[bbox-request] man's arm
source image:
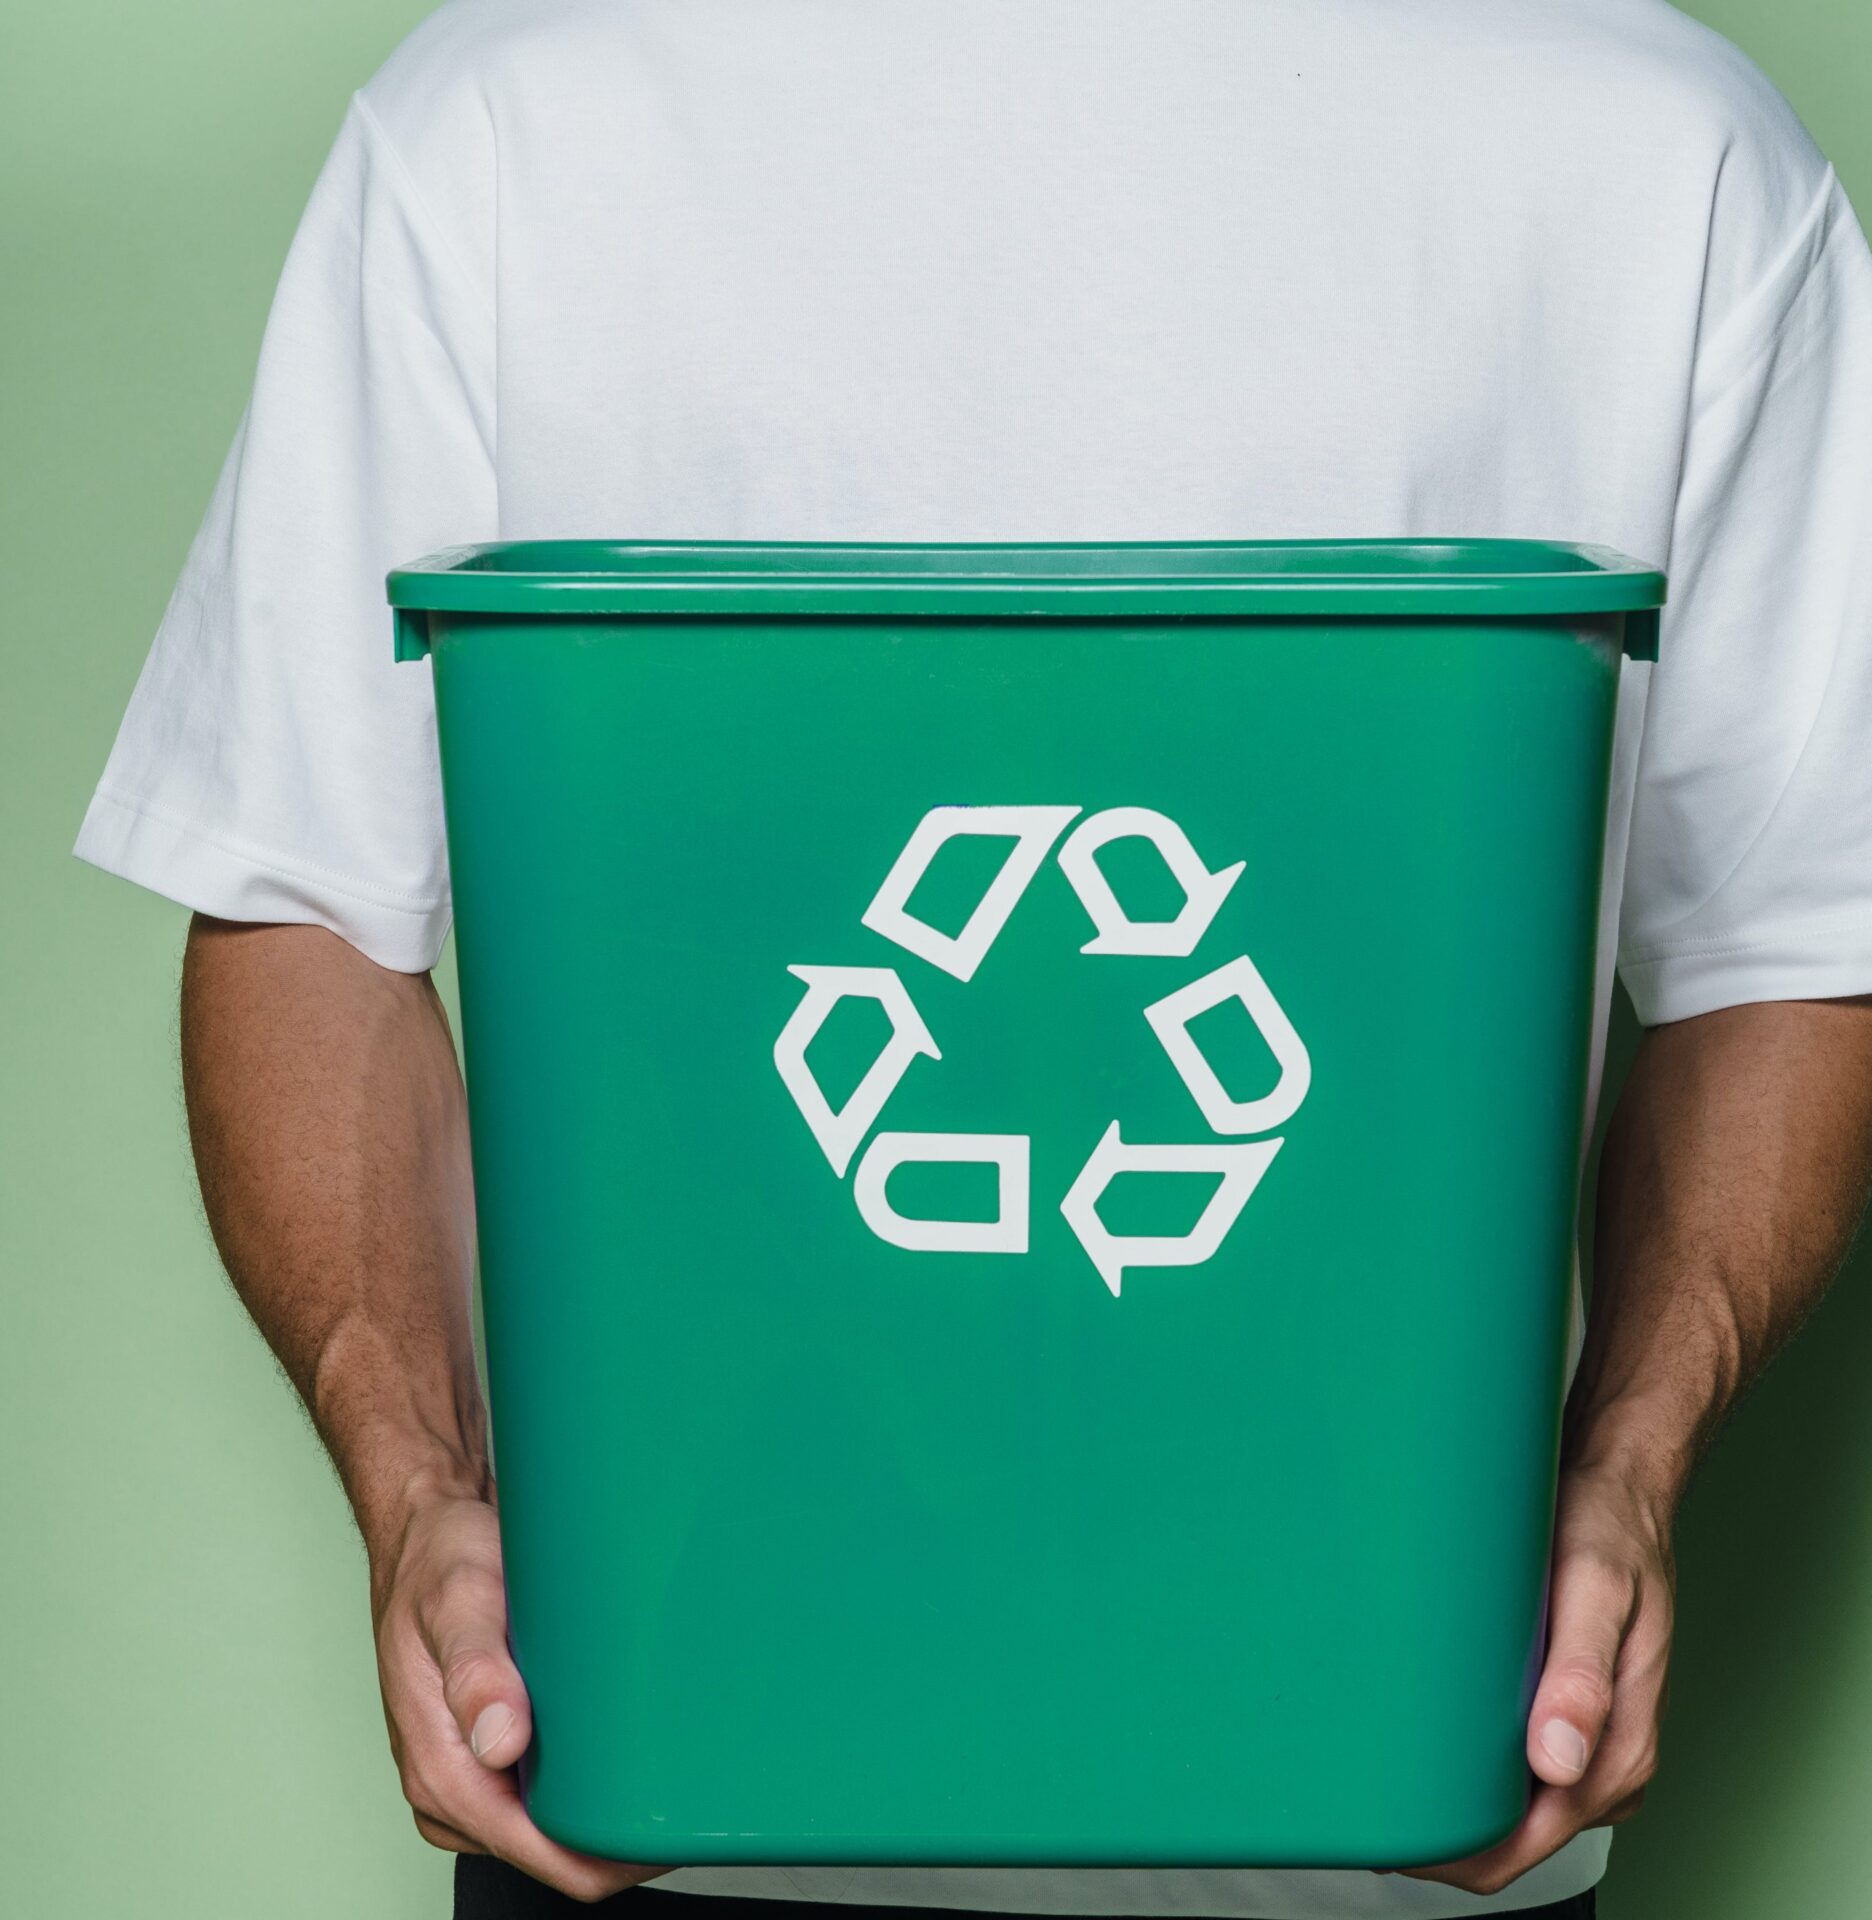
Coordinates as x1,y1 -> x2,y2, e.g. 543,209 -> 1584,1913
1407,995 -> 1872,1895
180,914 -> 658,1902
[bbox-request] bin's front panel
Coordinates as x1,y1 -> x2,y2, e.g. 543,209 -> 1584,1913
431,613 -> 1620,1866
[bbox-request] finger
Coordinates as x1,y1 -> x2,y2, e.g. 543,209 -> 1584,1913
1398,1782 -> 1583,1896
1397,1650 -> 1663,1895
384,1618 -> 653,1901
417,1561 -> 535,1772
1399,1623 -> 1665,1898
394,1666 -> 652,1898
1400,1770 -> 1650,1895
436,1758 -> 657,1902
413,1811 -> 484,1854
1564,1587 -> 1668,1813
1528,1547 -> 1636,1786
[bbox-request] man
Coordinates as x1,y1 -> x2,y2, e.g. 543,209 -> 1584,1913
77,1 -> 1872,1916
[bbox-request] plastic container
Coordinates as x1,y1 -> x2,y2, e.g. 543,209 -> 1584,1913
387,538 -> 1665,1867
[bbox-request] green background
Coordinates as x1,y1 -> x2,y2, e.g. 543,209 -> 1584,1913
2,4 -> 1867,1914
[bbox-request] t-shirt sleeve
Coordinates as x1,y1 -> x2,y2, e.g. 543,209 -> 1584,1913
1618,164 -> 1872,1025
73,91 -> 495,972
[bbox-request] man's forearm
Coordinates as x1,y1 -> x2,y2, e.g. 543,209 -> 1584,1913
1567,996 -> 1872,1506
180,915 -> 488,1563
181,916 -> 652,1894
1405,993 -> 1872,1895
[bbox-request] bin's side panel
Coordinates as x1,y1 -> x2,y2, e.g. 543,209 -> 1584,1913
429,610 -> 1621,1866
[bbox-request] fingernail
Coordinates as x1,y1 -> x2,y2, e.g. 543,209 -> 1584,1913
470,1704 -> 515,1761
1538,1717 -> 1589,1775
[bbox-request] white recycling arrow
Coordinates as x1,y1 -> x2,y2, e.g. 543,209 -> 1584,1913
861,804 -> 1083,981
1143,953 -> 1311,1135
772,964 -> 939,1176
853,1131 -> 1031,1254
1059,1122 -> 1283,1297
1055,807 -> 1245,956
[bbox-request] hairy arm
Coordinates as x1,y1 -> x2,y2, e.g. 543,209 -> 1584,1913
1409,995 -> 1872,1894
181,915 -> 656,1901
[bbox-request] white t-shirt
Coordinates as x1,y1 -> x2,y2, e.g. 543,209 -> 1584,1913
77,2 -> 1872,1914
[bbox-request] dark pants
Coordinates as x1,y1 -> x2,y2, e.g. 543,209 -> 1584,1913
455,1867 -> 1596,1920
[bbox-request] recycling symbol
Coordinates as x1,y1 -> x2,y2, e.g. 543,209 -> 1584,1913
772,806 -> 1310,1296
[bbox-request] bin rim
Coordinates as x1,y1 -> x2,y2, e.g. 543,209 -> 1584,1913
387,537 -> 1666,621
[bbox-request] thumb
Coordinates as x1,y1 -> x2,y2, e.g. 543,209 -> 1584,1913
425,1571 -> 535,1772
1528,1546 -> 1635,1786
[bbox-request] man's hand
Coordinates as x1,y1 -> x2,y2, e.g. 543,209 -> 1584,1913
181,918 -> 666,1901
1397,996 -> 1872,1895
1399,1457 -> 1673,1894
370,1488 -> 664,1901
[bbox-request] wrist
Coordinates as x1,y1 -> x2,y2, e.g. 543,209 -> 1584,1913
1561,1392 -> 1700,1530
303,1314 -> 492,1563
1563,1289 -> 1742,1521
346,1422 -> 493,1569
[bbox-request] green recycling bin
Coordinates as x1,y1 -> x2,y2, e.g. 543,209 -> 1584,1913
387,538 -> 1664,1868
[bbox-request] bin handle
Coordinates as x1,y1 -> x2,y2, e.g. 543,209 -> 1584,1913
1623,608 -> 1660,663
393,609 -> 432,662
